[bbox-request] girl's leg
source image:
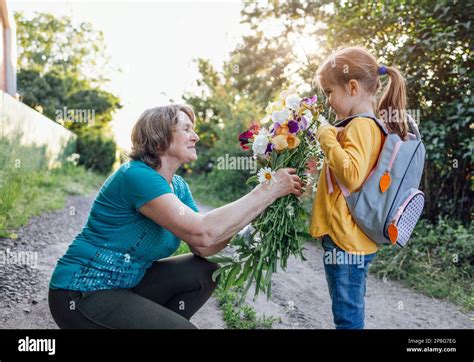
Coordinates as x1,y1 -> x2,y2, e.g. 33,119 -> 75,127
132,253 -> 220,320
48,288 -> 196,329
321,235 -> 375,329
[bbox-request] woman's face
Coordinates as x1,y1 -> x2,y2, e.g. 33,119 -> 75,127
166,111 -> 200,164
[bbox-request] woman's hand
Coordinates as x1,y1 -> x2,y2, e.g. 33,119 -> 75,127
267,168 -> 302,198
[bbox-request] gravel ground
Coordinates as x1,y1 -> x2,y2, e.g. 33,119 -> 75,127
0,194 -> 472,329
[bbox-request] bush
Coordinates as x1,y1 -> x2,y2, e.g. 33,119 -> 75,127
371,218 -> 473,310
76,131 -> 116,174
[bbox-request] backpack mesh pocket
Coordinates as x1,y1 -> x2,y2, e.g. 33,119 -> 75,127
386,189 -> 425,247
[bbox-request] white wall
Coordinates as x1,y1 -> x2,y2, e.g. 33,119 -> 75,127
0,90 -> 76,169
0,0 -> 17,96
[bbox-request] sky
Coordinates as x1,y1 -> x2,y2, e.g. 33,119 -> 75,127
9,0 -> 247,150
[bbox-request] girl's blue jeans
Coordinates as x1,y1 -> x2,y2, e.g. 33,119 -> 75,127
321,234 -> 376,329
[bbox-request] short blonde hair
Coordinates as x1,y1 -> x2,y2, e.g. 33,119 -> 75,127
128,104 -> 195,169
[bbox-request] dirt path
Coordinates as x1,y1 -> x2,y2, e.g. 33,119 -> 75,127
236,240 -> 473,329
0,195 -> 472,329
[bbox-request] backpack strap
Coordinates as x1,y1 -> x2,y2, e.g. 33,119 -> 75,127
326,164 -> 350,197
334,112 -> 388,135
407,114 -> 422,141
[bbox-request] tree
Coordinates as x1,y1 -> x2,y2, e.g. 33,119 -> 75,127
15,12 -> 111,84
15,12 -> 122,173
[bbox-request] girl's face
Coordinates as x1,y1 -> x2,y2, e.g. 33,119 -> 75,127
166,111 -> 200,164
322,83 -> 354,120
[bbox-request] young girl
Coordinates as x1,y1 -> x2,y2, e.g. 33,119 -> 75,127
310,46 -> 409,329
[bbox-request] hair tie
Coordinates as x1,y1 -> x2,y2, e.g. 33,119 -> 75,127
378,65 -> 388,76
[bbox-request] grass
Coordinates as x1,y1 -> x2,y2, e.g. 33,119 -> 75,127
214,284 -> 281,329
0,162 -> 105,238
370,218 -> 473,311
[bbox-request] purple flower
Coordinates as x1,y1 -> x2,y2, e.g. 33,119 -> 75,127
299,116 -> 309,130
302,95 -> 318,105
265,142 -> 274,154
271,122 -> 281,135
288,120 -> 299,134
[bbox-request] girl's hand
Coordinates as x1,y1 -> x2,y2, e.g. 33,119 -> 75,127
305,158 -> 318,175
268,168 -> 302,198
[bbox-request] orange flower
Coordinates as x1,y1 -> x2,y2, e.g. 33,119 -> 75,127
276,123 -> 289,136
272,135 -> 288,150
287,134 -> 301,149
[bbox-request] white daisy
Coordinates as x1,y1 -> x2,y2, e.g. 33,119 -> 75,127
257,167 -> 277,185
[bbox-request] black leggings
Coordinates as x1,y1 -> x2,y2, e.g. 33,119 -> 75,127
48,253 -> 219,329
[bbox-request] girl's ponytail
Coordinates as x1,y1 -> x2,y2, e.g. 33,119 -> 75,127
377,66 -> 409,140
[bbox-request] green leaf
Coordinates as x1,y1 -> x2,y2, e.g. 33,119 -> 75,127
238,269 -> 256,306
234,258 -> 253,287
211,267 -> 224,283
246,175 -> 258,185
297,231 -> 313,240
224,263 -> 241,291
208,255 -> 234,264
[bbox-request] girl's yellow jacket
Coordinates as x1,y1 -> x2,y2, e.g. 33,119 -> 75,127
310,117 -> 384,255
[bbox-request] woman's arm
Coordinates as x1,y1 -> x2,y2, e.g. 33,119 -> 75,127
189,237 -> 231,258
139,168 -> 301,249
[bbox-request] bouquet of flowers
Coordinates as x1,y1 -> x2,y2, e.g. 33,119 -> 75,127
211,89 -> 325,302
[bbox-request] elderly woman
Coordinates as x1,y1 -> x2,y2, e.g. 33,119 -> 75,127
48,104 -> 302,329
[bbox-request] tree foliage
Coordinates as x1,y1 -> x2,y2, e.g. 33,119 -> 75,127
188,0 -> 472,223
15,12 -> 122,173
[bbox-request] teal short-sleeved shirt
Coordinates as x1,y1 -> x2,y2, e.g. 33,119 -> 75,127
49,160 -> 199,291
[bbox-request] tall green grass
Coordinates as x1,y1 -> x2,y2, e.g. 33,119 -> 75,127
0,137 -> 105,238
